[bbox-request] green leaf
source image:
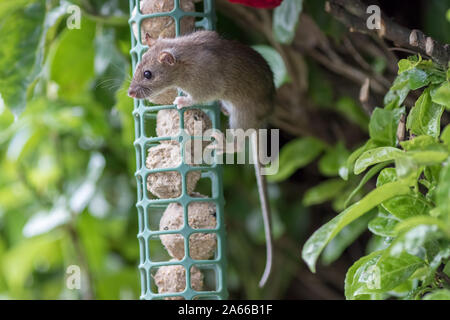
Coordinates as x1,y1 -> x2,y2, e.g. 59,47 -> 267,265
400,135 -> 436,151
267,137 -> 324,182
50,18 -> 96,100
340,139 -> 381,180
77,212 -> 108,273
423,289 -> 450,300
368,210 -> 400,237
441,125 -> 450,146
384,72 -> 410,107
377,168 -> 431,219
252,45 -> 289,88
393,144 -> 448,179
388,217 -> 448,269
322,212 -> 375,265
345,250 -> 424,299
303,179 -> 347,206
397,56 -> 421,74
407,68 -> 430,90
369,107 -> 405,146
382,194 -> 432,220
444,260 -> 450,277
392,144 -> 448,180
354,147 -> 403,174
406,89 -> 444,138
0,1 -> 46,115
302,180 -> 411,273
318,141 -> 350,176
344,162 -> 389,208
435,158 -> 450,221
377,168 -> 432,219
376,167 -> 398,186
404,148 -> 449,166
431,81 -> 450,109
273,0 -> 303,44
0,98 -> 14,129
397,58 -> 446,90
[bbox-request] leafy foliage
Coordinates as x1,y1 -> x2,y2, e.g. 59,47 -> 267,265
0,0 -> 139,299
301,56 -> 450,300
0,0 -> 448,301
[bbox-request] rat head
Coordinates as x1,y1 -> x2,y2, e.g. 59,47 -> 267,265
128,34 -> 180,99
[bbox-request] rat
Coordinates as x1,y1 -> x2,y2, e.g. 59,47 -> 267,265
128,30 -> 275,287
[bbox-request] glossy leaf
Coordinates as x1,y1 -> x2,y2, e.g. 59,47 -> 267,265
389,216 -> 448,259
318,142 -> 350,176
273,0 -> 303,44
400,135 -> 437,151
50,18 -> 96,100
406,89 -> 444,138
384,72 -> 410,107
0,1 -> 46,115
431,81 -> 450,109
354,147 -> 403,175
397,56 -> 421,74
441,125 -> 450,146
423,289 -> 450,300
303,179 -> 347,206
345,250 -> 424,299
302,180 -> 410,272
322,212 -> 375,265
339,140 -> 381,180
435,158 -> 450,221
253,45 -> 289,88
267,137 -> 324,182
369,107 -> 405,146
344,162 -> 389,208
377,168 -> 432,219
368,210 -> 400,237
383,195 -> 431,220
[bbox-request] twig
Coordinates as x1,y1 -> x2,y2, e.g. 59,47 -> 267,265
359,77 -> 372,115
326,0 -> 450,66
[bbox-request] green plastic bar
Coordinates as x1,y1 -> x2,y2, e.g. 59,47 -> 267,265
128,0 -> 228,300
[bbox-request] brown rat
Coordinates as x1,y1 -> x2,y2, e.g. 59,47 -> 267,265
128,30 -> 275,130
129,30 -> 275,287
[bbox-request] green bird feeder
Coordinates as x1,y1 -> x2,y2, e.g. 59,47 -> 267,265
128,0 -> 228,300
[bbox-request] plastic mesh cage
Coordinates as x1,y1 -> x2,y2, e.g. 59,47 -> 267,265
128,0 -> 228,300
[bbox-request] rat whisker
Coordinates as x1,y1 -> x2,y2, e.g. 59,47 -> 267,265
96,78 -> 128,92
106,61 -> 129,77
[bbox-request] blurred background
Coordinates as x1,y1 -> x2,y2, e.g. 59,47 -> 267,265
0,0 -> 448,299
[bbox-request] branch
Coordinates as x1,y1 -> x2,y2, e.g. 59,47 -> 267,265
326,0 -> 450,66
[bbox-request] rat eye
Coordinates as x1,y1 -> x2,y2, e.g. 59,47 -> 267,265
143,70 -> 152,79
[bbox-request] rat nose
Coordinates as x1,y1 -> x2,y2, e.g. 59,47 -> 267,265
128,88 -> 137,98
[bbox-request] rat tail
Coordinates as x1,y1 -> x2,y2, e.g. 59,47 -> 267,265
251,132 -> 273,288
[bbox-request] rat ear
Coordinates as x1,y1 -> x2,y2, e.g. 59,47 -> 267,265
158,51 -> 176,66
145,33 -> 156,47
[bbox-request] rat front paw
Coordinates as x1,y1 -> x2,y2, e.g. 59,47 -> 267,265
173,96 -> 193,109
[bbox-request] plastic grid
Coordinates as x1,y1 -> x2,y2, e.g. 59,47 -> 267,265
128,0 -> 228,300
